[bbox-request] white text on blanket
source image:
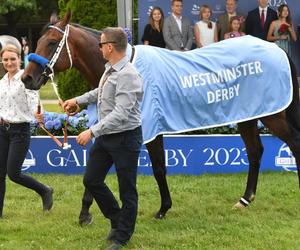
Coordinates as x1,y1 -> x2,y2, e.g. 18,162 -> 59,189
179,61 -> 263,104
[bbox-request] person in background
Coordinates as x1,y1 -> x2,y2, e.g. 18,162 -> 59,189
142,7 -> 166,48
21,36 -> 30,68
63,27 -> 143,250
245,0 -> 277,40
267,4 -> 297,56
163,0 -> 193,51
224,16 -> 245,39
0,44 -> 53,218
194,4 -> 218,48
217,0 -> 245,41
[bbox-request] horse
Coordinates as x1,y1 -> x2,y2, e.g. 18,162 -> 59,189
21,11 -> 300,223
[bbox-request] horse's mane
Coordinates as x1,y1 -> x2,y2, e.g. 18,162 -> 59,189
40,22 -> 101,39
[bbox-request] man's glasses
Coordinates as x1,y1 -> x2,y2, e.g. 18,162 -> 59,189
98,41 -> 117,48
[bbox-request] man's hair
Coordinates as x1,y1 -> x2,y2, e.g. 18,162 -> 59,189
226,0 -> 237,3
0,44 -> 20,57
102,27 -> 127,52
172,0 -> 183,5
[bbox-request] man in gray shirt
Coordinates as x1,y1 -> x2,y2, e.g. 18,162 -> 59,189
63,27 -> 143,250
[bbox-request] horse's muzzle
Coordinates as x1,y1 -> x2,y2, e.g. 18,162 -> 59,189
21,73 -> 48,90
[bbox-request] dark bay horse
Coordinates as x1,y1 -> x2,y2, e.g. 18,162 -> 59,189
22,11 -> 300,222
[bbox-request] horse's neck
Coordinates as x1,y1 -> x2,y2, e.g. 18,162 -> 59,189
71,29 -> 105,88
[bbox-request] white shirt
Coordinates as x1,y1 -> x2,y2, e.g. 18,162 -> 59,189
172,13 -> 182,33
259,7 -> 268,18
0,70 -> 39,123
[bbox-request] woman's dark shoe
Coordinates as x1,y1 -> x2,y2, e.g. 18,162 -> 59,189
41,186 -> 53,211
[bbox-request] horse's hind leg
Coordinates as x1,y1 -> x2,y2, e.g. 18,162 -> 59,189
261,113 -> 300,186
234,120 -> 263,208
79,188 -> 93,226
146,135 -> 172,219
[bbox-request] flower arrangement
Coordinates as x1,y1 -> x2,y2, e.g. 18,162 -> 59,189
278,23 -> 290,35
30,110 -> 89,136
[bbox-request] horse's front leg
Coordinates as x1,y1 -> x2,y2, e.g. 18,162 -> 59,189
146,135 -> 172,219
234,121 -> 263,208
78,188 -> 93,226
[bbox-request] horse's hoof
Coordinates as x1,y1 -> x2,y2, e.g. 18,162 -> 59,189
155,211 -> 166,219
79,212 -> 93,226
232,201 -> 247,210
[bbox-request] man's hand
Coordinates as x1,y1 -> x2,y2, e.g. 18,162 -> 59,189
76,129 -> 93,146
63,98 -> 78,113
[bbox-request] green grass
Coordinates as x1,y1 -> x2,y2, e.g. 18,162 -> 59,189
40,83 -> 58,100
1,172 -> 300,249
42,103 -> 63,113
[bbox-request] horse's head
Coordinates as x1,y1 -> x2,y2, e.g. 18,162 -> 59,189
22,10 -> 74,90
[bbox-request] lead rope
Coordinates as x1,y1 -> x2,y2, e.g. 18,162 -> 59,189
37,75 -> 79,150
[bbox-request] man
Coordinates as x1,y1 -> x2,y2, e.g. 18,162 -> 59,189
245,0 -> 277,40
163,0 -> 193,50
63,27 -> 143,250
217,0 -> 245,41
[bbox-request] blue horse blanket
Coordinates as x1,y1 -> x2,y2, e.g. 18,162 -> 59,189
131,35 -> 292,143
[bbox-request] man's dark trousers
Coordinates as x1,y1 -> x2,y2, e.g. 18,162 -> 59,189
83,126 -> 142,244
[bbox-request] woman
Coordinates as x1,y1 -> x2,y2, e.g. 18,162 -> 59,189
194,5 -> 218,48
21,36 -> 30,68
267,4 -> 297,56
224,16 -> 245,39
142,7 -> 166,48
0,44 -> 53,218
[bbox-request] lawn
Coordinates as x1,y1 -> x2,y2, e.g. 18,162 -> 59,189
1,172 -> 300,249
40,83 -> 58,100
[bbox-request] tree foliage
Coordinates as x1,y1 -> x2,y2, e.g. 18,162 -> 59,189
56,0 -> 118,100
0,0 -> 36,15
0,0 -> 58,36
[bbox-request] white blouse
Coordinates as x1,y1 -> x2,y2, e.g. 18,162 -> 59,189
0,70 -> 39,123
196,20 -> 216,47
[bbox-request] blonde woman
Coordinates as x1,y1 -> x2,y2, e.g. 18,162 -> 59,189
194,5 -> 218,48
0,44 -> 53,218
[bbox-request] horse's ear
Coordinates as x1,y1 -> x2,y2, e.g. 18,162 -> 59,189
61,9 -> 72,27
50,11 -> 58,24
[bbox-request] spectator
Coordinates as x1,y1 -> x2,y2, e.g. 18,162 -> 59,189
21,36 -> 30,68
163,0 -> 193,51
217,0 -> 245,41
194,4 -> 218,48
0,44 -> 53,218
224,16 -> 246,39
142,7 -> 165,48
267,4 -> 297,56
245,0 -> 277,40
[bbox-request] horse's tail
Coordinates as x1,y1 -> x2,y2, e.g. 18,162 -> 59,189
286,56 -> 300,133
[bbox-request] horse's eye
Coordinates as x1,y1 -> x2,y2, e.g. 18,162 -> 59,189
49,41 -> 58,46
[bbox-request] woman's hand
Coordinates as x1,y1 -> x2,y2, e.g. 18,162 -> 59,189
34,111 -> 44,123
